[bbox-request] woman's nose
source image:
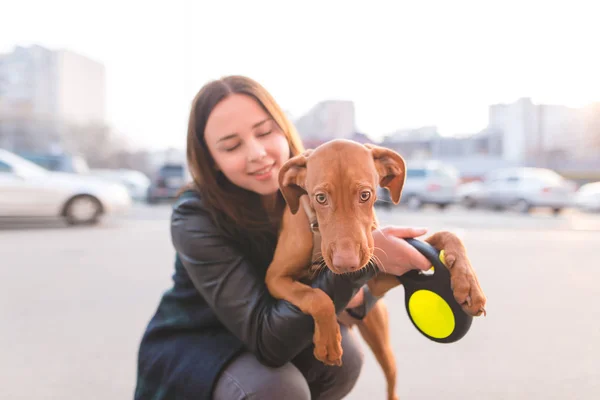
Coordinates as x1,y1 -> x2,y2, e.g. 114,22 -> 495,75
247,141 -> 267,162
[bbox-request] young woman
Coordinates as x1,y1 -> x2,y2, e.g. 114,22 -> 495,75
134,75 -> 431,400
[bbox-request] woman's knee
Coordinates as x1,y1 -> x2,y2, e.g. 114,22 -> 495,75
291,326 -> 365,400
213,352 -> 310,400
315,327 -> 365,399
335,328 -> 365,389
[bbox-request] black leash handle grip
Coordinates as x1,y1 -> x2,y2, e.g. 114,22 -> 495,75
397,238 -> 473,343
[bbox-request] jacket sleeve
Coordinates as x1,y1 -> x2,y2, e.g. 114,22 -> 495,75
170,193 -> 376,367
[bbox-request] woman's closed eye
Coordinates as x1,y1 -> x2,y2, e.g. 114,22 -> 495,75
224,134 -> 269,152
224,143 -> 241,152
216,135 -> 241,152
221,127 -> 274,152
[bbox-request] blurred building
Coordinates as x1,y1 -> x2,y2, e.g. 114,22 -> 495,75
377,99 -> 599,180
295,100 -> 356,142
578,102 -> 600,159
0,44 -> 106,153
291,96 -> 598,181
487,97 -> 599,165
379,126 -> 509,179
381,126 -> 502,159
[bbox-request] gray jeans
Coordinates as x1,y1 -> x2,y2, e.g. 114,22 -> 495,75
213,324 -> 364,400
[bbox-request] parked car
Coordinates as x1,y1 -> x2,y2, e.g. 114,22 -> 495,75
146,163 -> 191,204
573,181 -> 600,212
89,169 -> 151,202
0,149 -> 131,225
375,160 -> 460,210
457,167 -> 576,214
17,152 -> 90,174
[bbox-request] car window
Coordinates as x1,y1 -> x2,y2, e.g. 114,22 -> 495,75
486,169 -> 520,183
159,165 -> 184,177
22,155 -> 58,170
406,168 -> 427,179
0,151 -> 47,176
0,160 -> 13,173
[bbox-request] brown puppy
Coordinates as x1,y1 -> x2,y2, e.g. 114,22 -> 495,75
265,139 -> 486,400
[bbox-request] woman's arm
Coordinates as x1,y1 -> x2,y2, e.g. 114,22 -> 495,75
171,193 -> 375,367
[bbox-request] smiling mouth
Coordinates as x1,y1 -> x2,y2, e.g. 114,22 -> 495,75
249,163 -> 274,175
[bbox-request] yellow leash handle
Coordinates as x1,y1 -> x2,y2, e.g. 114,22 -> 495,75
398,239 -> 473,343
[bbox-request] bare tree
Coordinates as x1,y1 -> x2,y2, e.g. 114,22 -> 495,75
1,111 -> 153,173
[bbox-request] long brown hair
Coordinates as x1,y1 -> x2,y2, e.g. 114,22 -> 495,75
185,75 -> 304,264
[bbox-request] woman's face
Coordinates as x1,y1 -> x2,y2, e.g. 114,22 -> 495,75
204,94 -> 291,197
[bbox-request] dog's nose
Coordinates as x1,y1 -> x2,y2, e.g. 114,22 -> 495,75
332,252 -> 360,273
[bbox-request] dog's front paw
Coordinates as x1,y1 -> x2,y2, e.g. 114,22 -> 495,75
313,320 -> 343,366
426,232 -> 487,316
441,248 -> 487,317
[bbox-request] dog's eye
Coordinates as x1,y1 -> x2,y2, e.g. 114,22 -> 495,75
360,191 -> 371,202
315,193 -> 327,204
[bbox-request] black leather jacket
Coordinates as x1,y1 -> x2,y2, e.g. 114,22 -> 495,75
170,191 -> 377,366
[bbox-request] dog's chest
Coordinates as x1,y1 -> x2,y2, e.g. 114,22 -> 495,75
300,196 -> 324,279
308,225 -> 323,276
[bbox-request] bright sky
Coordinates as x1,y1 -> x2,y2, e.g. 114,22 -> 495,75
1,0 -> 598,151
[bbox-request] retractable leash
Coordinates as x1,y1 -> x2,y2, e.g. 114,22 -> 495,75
397,238 -> 473,343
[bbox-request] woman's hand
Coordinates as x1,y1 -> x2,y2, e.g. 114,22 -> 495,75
343,227 -> 430,311
372,226 -> 431,276
343,227 -> 430,313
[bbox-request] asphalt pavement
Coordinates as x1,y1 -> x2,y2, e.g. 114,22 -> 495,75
1,204 -> 599,399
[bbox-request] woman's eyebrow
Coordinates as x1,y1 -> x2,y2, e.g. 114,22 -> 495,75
252,118 -> 271,129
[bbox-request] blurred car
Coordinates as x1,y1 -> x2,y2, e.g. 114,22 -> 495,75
456,180 -> 485,206
89,168 -> 151,202
146,163 -> 190,204
573,181 -> 600,212
457,167 -> 576,214
0,149 -> 131,225
17,152 -> 90,174
375,160 -> 460,210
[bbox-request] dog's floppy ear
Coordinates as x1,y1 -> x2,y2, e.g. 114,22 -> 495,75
278,149 -> 313,214
364,143 -> 406,204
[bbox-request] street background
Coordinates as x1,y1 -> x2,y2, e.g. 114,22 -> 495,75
2,205 -> 599,399
2,1 -> 600,399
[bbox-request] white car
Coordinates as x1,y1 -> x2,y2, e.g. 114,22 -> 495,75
574,181 -> 600,212
376,160 -> 460,210
89,168 -> 151,201
0,149 -> 132,225
458,167 -> 576,214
